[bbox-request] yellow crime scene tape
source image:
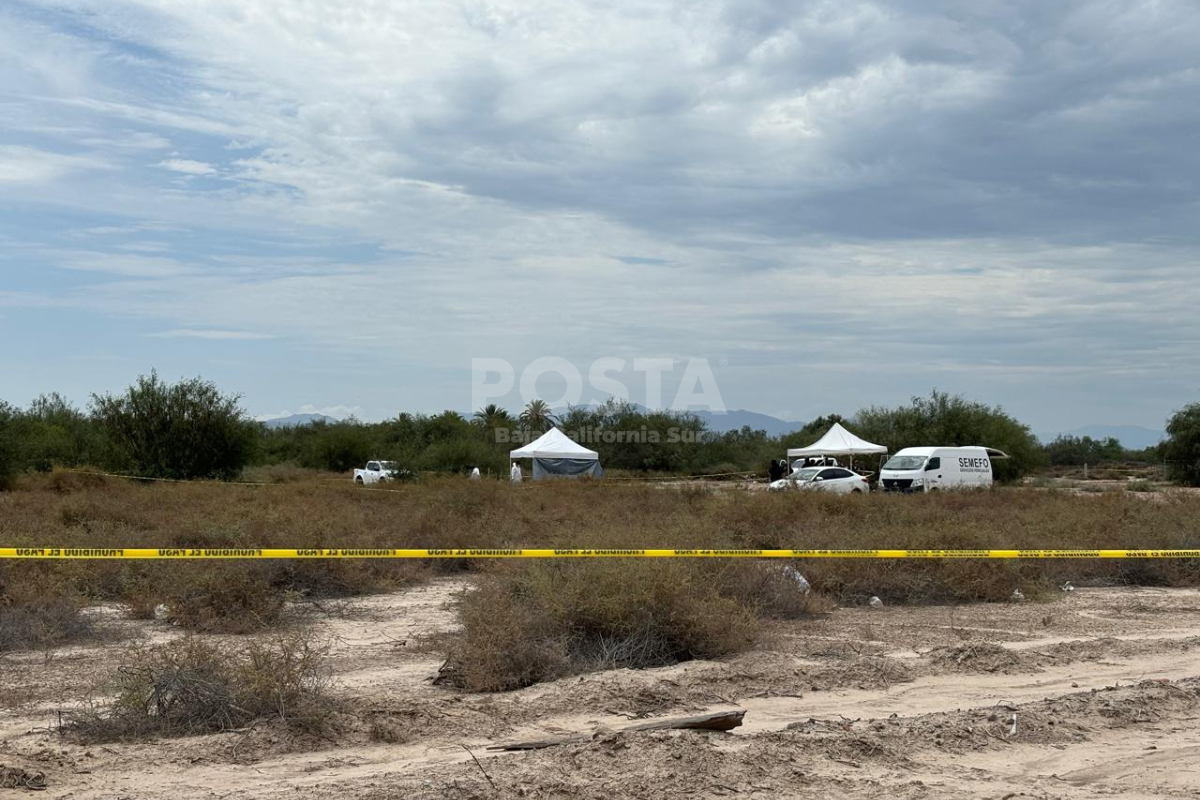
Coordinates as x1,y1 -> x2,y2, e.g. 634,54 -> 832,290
3,548 -> 1200,559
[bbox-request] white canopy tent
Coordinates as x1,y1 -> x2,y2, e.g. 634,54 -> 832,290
510,427 -> 599,460
510,427 -> 603,480
787,422 -> 887,462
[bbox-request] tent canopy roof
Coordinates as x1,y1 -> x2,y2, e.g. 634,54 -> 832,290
510,427 -> 599,460
787,422 -> 887,457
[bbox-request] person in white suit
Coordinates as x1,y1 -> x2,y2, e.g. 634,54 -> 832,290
469,466 -> 481,481
510,462 -> 522,483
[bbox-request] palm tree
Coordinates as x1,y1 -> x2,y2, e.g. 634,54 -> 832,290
473,403 -> 512,430
519,399 -> 559,434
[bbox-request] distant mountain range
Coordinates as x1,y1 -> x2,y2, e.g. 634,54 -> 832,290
1037,425 -> 1165,450
261,413 -> 339,429
692,409 -> 806,436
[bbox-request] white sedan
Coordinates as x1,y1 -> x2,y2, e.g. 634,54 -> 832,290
768,466 -> 872,494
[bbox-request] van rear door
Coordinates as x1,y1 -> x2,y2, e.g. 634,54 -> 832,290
954,450 -> 993,487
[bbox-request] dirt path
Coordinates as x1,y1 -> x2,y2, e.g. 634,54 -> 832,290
3,581 -> 1200,799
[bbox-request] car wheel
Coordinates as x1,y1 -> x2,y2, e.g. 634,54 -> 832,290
355,476 -> 364,485
851,487 -> 864,494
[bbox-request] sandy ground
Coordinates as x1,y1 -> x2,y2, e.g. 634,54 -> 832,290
4,579 -> 1200,798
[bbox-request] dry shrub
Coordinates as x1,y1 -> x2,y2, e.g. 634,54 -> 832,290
712,561 -> 834,618
799,558 -> 1044,605
44,468 -> 109,494
164,565 -> 285,633
119,575 -> 161,620
0,566 -> 92,652
71,631 -> 334,741
241,464 -> 328,484
368,717 -> 409,744
928,643 -> 1022,673
268,559 -> 426,599
0,766 -> 47,790
441,560 -> 777,691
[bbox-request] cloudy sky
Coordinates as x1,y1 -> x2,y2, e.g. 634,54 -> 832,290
1,0 -> 1197,431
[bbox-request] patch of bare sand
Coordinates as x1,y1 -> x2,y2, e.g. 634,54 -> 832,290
4,582 -> 1200,799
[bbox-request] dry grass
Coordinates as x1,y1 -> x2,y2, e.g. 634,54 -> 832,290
3,472 -> 1200,648
0,565 -> 92,652
439,560 -> 779,691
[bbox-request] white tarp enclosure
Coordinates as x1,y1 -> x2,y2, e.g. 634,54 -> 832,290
787,422 -> 888,460
510,427 -> 604,480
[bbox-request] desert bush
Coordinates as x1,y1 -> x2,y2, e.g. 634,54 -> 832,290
15,393 -> 103,472
711,561 -> 834,618
0,566 -> 91,652
1163,403 -> 1200,486
71,631 -> 334,740
241,463 -> 326,484
0,401 -> 16,491
296,421 -> 376,473
163,565 -> 285,633
90,371 -> 258,480
269,559 -> 427,599
441,560 -> 784,691
44,467 -> 109,494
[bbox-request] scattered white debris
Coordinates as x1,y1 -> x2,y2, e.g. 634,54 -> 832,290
868,596 -> 884,608
1009,713 -> 1018,737
154,603 -> 169,620
1061,581 -> 1075,593
1011,588 -> 1026,602
782,566 -> 810,594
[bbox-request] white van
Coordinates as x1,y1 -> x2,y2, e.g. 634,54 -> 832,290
879,447 -> 1009,492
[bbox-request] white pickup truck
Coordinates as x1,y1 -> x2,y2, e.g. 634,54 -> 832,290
353,460 -> 404,485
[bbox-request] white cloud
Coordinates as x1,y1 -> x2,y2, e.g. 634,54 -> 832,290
0,145 -> 109,184
157,158 -> 216,175
148,328 -> 276,340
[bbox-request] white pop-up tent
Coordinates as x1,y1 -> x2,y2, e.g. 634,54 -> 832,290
787,422 -> 887,470
510,427 -> 604,480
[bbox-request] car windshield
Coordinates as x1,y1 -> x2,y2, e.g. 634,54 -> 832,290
787,468 -> 821,482
884,455 -> 927,470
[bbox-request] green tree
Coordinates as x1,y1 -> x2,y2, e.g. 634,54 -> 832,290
1043,435 -> 1127,466
298,420 -> 375,473
0,401 -> 16,489
854,390 -> 1042,481
1163,403 -> 1200,486
473,403 -> 512,431
91,372 -> 258,480
16,393 -> 100,471
519,399 -> 559,434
